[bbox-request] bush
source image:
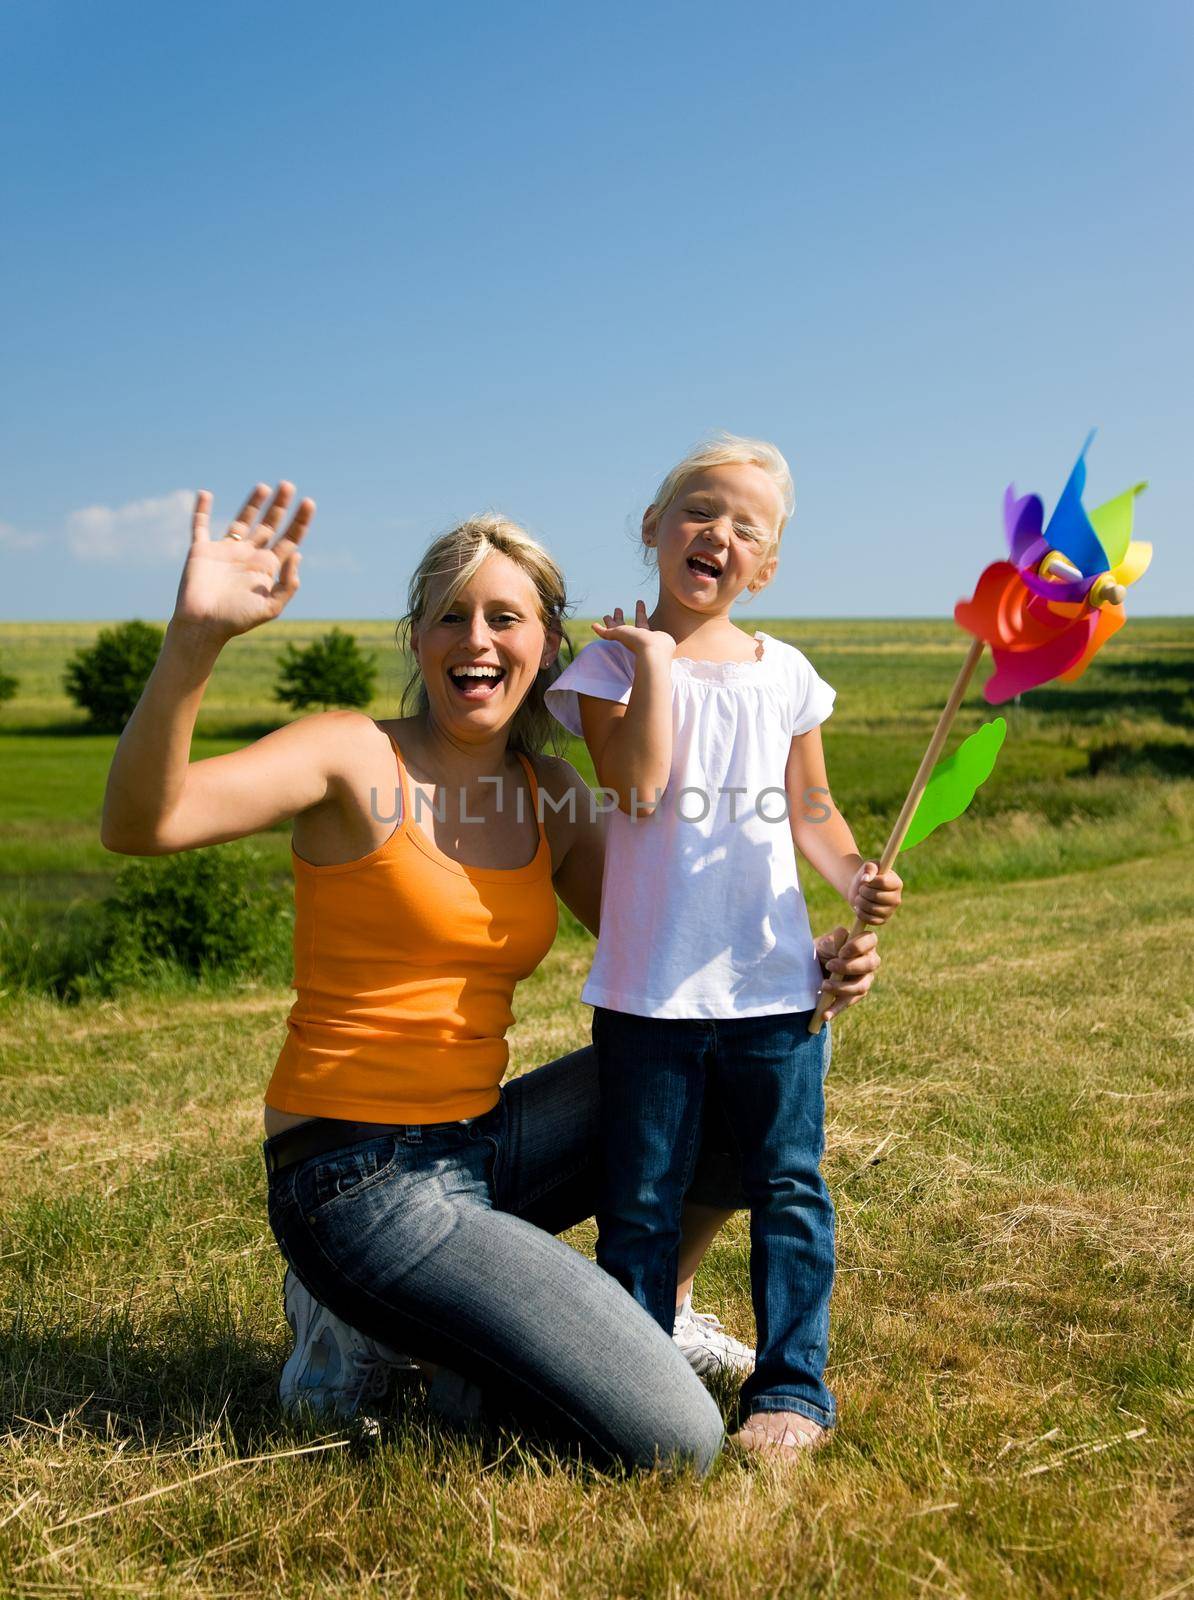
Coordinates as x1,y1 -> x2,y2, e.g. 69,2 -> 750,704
274,627 -> 378,713
100,846 -> 292,988
0,658 -> 17,707
0,896 -> 110,1000
0,846 -> 293,1002
63,620 -> 164,731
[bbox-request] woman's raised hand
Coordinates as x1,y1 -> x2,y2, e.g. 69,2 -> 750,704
173,483 -> 315,640
591,601 -> 676,660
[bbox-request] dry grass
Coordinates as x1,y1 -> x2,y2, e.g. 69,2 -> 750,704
1,616 -> 1190,1593
1,847 -> 1191,1597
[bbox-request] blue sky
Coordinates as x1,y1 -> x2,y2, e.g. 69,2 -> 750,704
1,0 -> 1190,622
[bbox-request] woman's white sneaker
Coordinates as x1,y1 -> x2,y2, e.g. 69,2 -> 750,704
672,1294 -> 756,1376
279,1268 -> 416,1419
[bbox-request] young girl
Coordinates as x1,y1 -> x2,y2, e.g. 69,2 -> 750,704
544,435 -> 902,1458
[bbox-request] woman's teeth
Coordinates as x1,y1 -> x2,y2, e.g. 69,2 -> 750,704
449,665 -> 506,697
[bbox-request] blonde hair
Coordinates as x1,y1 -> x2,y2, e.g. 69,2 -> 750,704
396,513 -> 573,756
645,432 -> 795,551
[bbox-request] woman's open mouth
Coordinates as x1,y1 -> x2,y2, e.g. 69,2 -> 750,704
687,555 -> 722,582
448,664 -> 507,700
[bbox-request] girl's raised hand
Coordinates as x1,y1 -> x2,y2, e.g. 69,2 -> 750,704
591,601 -> 675,659
173,483 -> 314,641
847,861 -> 903,926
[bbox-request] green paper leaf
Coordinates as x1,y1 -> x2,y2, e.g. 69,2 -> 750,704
903,718 -> 1007,851
1088,481 -> 1147,568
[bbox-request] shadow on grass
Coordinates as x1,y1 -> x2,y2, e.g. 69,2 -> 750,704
1020,664 -> 1194,726
1102,654 -> 1194,685
0,721 -> 111,738
1086,740 -> 1194,778
196,719 -> 289,743
1,1305 -> 744,1481
1,1308 -> 286,1445
0,1309 -> 461,1466
0,718 -> 289,742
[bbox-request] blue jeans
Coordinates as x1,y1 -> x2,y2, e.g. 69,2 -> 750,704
266,1047 -> 743,1475
593,1008 -> 836,1430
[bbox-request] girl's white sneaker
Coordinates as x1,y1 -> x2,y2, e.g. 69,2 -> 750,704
672,1294 -> 756,1376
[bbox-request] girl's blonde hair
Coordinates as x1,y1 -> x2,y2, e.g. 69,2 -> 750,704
645,432 -> 795,550
397,513 -> 573,756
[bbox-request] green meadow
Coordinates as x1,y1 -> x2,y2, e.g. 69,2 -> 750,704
0,617 -> 1191,1597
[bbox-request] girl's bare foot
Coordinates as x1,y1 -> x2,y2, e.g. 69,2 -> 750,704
729,1410 -> 828,1458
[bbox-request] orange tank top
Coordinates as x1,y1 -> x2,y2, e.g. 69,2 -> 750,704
265,732 -> 558,1123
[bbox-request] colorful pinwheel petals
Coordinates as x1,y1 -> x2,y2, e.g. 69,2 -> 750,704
955,563 -> 1104,700
956,437 -> 1151,704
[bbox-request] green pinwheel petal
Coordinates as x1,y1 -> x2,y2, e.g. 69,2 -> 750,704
903,718 -> 1007,852
1088,482 -> 1147,568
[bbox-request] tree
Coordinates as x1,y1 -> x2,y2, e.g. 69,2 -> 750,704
63,620 -> 164,731
274,627 -> 379,713
0,658 -> 17,707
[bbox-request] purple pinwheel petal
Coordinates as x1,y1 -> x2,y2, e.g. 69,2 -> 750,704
1003,486 -> 1044,564
1019,567 -> 1097,604
1041,431 -> 1108,577
1015,533 -> 1051,573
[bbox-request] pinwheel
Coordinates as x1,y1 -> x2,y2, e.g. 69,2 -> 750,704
955,431 -> 1151,703
809,435 -> 1152,1033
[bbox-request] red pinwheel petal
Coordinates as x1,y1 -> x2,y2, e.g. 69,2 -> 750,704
956,562 -> 1023,647
983,612 -> 1100,703
1018,589 -> 1081,643
1057,603 -> 1125,682
958,563 -> 1074,650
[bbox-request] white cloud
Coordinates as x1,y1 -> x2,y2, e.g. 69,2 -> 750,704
0,520 -> 45,551
66,490 -> 194,566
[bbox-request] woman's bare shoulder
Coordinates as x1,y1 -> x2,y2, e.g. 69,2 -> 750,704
282,708 -> 393,773
526,753 -> 599,860
527,752 -> 591,801
265,711 -> 398,812
283,707 -> 385,741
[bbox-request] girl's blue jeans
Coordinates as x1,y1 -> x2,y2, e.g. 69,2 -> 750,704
593,1007 -> 836,1431
265,1046 -> 738,1475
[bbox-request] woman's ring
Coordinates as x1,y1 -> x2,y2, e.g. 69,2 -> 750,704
224,530 -> 245,542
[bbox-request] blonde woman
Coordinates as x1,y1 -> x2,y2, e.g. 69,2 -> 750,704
102,482 -> 880,1474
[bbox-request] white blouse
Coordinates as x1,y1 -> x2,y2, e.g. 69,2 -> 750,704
545,631 -> 836,1019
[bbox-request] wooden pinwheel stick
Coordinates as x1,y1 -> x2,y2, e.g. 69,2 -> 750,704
808,636 -> 986,1036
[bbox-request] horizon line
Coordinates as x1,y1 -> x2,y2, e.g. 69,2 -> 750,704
2,613 -> 1192,627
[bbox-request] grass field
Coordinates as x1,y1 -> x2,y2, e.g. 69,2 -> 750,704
0,618 -> 1191,1597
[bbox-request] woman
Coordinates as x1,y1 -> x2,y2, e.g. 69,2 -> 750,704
101,482 -> 881,1474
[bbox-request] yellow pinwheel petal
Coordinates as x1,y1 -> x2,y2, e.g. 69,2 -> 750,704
1111,541 -> 1152,589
